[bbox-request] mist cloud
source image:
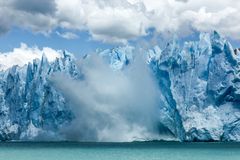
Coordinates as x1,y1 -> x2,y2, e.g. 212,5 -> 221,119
50,53 -> 162,142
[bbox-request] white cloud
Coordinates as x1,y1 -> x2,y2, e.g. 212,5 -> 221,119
0,0 -> 240,43
56,31 -> 79,39
55,0 -> 149,43
0,43 -> 61,70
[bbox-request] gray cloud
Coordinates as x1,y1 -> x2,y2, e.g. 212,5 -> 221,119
11,0 -> 57,15
175,0 -> 188,3
0,19 -> 10,35
0,0 -> 57,35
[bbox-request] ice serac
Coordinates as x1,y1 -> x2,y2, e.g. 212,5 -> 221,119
98,46 -> 133,70
0,51 -> 80,140
147,31 -> 240,141
0,31 -> 240,141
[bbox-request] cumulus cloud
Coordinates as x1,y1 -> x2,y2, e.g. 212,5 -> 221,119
50,54 -> 162,142
0,0 -> 240,43
56,31 -> 79,40
0,43 -> 61,70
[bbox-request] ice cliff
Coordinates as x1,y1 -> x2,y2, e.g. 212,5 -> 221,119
0,31 -> 240,142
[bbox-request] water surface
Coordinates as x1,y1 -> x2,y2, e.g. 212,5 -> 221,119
0,142 -> 239,160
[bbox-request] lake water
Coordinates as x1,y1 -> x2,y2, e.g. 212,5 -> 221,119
0,142 -> 239,160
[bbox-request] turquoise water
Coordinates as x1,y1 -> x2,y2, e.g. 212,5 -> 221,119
0,142 -> 239,160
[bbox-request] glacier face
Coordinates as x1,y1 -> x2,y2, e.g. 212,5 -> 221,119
0,51 -> 80,140
0,31 -> 240,141
148,31 -> 240,141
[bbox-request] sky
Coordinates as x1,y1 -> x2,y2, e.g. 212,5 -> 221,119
0,0 -> 240,57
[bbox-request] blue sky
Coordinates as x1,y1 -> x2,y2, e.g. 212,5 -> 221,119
0,27 -> 198,56
0,27 -> 115,57
0,27 -> 238,58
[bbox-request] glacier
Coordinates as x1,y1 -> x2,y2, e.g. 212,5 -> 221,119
0,31 -> 240,142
